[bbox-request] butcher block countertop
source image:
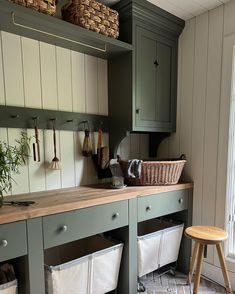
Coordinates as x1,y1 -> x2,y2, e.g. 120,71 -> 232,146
0,183 -> 193,225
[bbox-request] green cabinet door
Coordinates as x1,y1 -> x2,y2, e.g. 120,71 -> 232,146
135,26 -> 177,132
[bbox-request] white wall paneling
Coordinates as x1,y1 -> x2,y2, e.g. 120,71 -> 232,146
98,58 -> 108,115
1,31 -> 24,107
21,37 -> 42,109
71,51 -> 86,113
40,42 -> 58,110
0,32 -> 5,105
56,47 -> 73,112
60,131 -> 76,188
159,1 -> 235,277
191,12 -> 208,227
202,6 -> 224,264
85,55 -> 98,114
0,30 -> 147,195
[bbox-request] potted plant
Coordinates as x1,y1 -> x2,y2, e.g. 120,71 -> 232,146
0,132 -> 30,207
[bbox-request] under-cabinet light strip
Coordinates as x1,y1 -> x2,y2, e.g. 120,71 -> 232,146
11,12 -> 107,53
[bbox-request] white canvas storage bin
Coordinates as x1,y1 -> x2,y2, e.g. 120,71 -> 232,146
137,219 -> 184,277
45,235 -> 123,294
0,279 -> 17,294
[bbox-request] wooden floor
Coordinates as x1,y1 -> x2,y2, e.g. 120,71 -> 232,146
139,271 -> 228,293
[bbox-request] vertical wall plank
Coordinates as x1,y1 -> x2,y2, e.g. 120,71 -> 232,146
8,128 -> 30,195
168,34 -> 183,158
71,51 -> 86,113
0,32 -> 5,105
60,131 -> 75,188
40,42 -> 58,110
191,12 -> 209,226
224,0 -> 235,37
21,37 -> 42,109
1,32 -> 24,106
56,47 -> 73,112
98,58 -> 108,115
202,6 -> 223,229
44,130 -> 61,190
178,18 -> 196,180
85,55 -> 98,114
27,128 -> 46,192
74,131 -> 87,185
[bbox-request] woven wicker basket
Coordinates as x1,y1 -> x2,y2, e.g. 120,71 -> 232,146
119,158 -> 186,186
61,0 -> 119,39
10,0 -> 57,15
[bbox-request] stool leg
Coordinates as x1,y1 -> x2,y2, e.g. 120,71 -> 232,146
193,243 -> 204,294
216,243 -> 233,294
187,241 -> 199,285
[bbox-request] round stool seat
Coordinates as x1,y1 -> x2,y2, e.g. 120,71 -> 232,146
185,225 -> 228,244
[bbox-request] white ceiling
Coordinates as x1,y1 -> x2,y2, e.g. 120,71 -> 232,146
101,0 -> 231,20
147,0 -> 230,20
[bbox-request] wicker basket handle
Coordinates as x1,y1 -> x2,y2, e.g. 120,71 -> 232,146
179,154 -> 186,160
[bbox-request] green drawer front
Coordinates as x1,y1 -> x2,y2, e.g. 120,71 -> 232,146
43,201 -> 128,249
0,221 -> 27,262
138,189 -> 189,222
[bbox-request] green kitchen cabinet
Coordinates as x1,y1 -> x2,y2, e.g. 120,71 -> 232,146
135,26 -> 177,132
108,0 -> 185,156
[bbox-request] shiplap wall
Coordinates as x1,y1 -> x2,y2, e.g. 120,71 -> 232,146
158,0 -> 235,276
0,30 -> 148,196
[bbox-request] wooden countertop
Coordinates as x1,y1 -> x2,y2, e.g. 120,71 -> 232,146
0,183 -> 193,225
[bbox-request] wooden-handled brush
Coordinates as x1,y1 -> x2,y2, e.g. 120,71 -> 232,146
49,125 -> 61,170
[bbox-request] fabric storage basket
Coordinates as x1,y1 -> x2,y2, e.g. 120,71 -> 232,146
119,156 -> 186,186
61,0 -> 119,38
137,219 -> 184,277
45,235 -> 123,294
10,0 -> 57,15
0,279 -> 17,294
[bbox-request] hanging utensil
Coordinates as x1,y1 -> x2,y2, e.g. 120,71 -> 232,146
33,118 -> 40,162
97,124 -> 103,165
82,121 -> 92,157
49,120 -> 61,170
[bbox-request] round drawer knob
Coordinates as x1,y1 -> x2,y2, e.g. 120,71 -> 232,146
0,240 -> 8,247
146,205 -> 152,211
178,198 -> 183,204
112,212 -> 120,219
61,225 -> 68,232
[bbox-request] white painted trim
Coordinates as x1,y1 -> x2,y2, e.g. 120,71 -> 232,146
202,261 -> 235,290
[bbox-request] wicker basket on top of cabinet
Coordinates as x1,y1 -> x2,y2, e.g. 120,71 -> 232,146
61,0 -> 119,38
10,0 -> 57,15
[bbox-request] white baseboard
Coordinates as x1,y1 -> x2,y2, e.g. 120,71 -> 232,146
202,261 -> 235,291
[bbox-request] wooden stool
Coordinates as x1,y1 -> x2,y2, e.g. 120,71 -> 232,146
185,226 -> 233,294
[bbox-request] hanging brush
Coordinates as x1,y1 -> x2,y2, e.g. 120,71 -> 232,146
49,120 -> 61,170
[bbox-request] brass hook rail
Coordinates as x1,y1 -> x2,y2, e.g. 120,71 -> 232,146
11,12 -> 107,53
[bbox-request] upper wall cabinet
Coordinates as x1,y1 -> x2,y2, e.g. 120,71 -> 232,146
135,26 -> 177,132
0,0 -> 132,59
108,0 -> 184,155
